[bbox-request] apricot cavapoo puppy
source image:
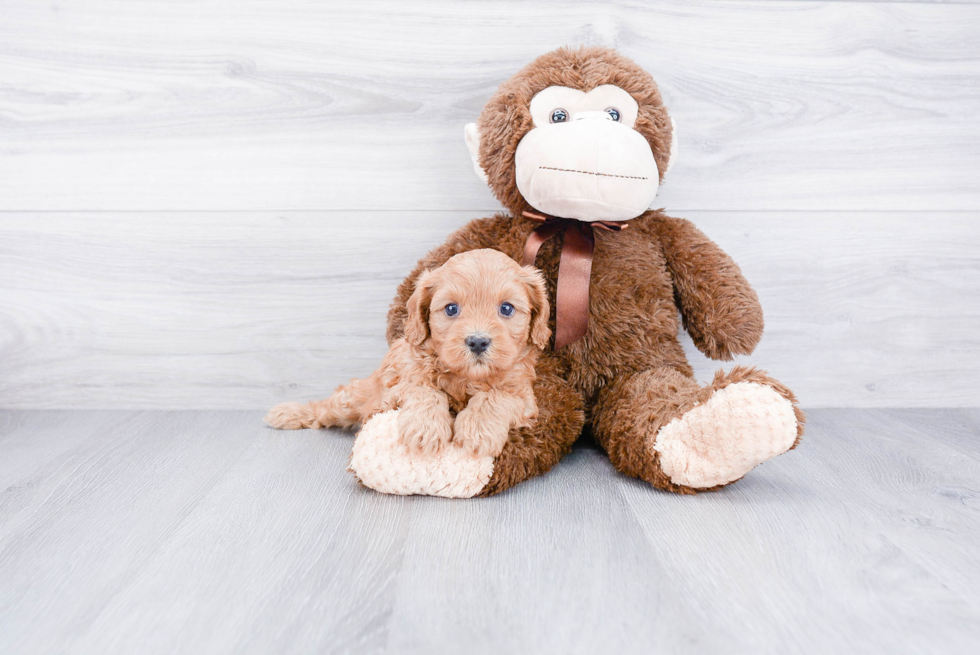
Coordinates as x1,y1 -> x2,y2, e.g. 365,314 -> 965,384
264,248 -> 550,457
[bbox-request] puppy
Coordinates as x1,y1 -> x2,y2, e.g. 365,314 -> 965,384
264,249 -> 550,457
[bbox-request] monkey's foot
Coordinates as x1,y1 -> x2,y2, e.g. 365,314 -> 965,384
350,410 -> 493,498
651,382 -> 799,489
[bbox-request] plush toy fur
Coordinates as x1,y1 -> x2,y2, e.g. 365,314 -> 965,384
368,46 -> 805,497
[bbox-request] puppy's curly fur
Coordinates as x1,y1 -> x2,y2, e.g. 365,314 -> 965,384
265,249 -> 550,458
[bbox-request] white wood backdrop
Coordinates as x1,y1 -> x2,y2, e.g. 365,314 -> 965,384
0,0 -> 978,408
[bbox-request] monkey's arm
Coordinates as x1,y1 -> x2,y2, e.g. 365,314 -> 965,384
386,218 -> 501,344
646,214 -> 764,360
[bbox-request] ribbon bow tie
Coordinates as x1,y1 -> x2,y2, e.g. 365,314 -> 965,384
521,210 -> 629,349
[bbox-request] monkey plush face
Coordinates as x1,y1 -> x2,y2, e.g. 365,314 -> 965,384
515,84 -> 660,221
465,47 -> 677,222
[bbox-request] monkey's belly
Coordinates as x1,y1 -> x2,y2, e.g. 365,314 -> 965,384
559,298 -> 692,399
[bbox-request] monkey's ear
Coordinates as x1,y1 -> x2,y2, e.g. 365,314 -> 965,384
404,269 -> 436,347
665,117 -> 678,175
464,123 -> 490,184
520,265 -> 552,350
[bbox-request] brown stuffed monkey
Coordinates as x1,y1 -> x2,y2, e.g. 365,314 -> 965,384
353,47 -> 805,497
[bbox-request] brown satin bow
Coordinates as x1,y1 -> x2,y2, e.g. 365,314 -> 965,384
521,210 -> 629,349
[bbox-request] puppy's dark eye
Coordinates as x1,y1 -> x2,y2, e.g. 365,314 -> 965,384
499,302 -> 515,317
605,107 -> 621,122
444,303 -> 459,317
550,108 -> 568,124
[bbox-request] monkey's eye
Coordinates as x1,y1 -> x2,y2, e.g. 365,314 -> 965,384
550,108 -> 568,124
499,302 -> 515,317
444,303 -> 459,317
605,107 -> 621,122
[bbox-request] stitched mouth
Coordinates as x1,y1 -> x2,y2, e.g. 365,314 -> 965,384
539,166 -> 648,181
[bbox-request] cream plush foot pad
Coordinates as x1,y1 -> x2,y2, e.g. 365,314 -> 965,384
349,410 -> 494,498
652,382 -> 797,488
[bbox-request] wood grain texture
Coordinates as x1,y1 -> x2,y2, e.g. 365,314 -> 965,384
0,1 -> 978,211
0,409 -> 978,654
1,211 -> 977,409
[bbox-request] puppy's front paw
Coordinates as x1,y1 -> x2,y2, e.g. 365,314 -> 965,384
453,409 -> 509,458
397,407 -> 453,454
264,402 -> 317,430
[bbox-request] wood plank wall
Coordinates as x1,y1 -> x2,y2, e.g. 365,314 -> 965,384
1,1 -> 978,408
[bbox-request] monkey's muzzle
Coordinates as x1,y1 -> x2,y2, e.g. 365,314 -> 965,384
514,115 -> 660,222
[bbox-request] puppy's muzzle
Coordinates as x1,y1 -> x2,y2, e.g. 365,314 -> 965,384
465,334 -> 491,355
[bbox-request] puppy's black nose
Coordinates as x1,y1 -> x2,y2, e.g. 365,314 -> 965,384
465,334 -> 491,355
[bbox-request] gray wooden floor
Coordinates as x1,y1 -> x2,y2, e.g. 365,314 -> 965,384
1,409 -> 979,654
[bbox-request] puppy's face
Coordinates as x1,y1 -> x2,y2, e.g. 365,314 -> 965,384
404,249 -> 550,381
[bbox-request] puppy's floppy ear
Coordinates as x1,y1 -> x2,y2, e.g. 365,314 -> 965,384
404,269 -> 437,346
520,265 -> 551,350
